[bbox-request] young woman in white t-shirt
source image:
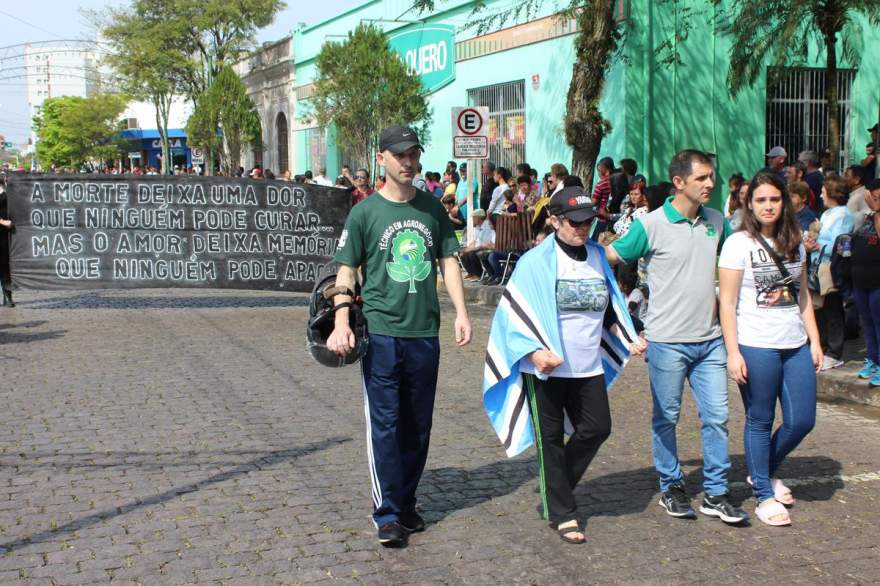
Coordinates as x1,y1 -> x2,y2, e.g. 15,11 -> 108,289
718,172 -> 822,527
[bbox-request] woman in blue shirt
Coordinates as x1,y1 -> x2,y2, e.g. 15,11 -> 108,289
803,175 -> 853,369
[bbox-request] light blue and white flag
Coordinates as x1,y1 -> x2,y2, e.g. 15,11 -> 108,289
482,234 -> 638,457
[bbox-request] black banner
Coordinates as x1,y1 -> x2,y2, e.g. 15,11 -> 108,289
6,174 -> 350,292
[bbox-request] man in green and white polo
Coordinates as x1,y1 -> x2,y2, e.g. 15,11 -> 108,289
605,149 -> 748,525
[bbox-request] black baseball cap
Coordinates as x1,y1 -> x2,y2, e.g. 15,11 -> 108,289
547,186 -> 598,222
378,125 -> 424,154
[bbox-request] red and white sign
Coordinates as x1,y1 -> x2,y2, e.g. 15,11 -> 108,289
531,74 -> 540,90
451,106 -> 489,159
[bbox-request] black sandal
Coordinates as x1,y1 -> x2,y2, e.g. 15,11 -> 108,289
557,520 -> 585,544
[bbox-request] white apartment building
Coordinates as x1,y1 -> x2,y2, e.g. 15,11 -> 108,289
25,44 -> 100,148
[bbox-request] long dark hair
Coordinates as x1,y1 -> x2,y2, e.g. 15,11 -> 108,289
740,172 -> 802,261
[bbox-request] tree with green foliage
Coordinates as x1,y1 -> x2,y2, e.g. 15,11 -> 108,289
413,1 -> 622,187
98,0 -> 284,174
308,23 -> 432,179
101,3 -> 192,174
722,0 -> 880,167
186,65 -> 262,174
33,94 -> 128,170
170,0 -> 285,100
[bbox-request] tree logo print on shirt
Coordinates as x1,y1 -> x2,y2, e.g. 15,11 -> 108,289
386,230 -> 431,293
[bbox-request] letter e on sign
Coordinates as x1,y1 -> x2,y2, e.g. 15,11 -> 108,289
457,108 -> 483,136
451,106 -> 489,159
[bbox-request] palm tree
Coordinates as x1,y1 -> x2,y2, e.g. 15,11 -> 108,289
723,0 -> 880,167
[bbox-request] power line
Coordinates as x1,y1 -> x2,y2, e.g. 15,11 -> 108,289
0,8 -> 65,39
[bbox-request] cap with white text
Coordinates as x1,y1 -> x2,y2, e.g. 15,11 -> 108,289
547,186 -> 599,223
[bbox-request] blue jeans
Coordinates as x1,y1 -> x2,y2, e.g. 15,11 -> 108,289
647,337 -> 730,496
738,344 -> 816,502
853,287 -> 880,364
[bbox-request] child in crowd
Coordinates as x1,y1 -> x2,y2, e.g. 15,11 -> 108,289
617,265 -> 646,333
442,194 -> 465,228
516,175 -> 534,209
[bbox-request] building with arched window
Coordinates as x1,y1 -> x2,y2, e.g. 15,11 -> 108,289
235,36 -> 295,176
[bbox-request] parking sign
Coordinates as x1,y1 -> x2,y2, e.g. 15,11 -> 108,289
451,107 -> 489,159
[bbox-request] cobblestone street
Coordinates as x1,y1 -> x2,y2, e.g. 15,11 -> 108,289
1,289 -> 879,585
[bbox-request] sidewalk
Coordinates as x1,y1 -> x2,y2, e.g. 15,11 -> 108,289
443,278 -> 880,409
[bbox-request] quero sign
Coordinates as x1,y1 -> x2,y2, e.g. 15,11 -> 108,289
387,24 -> 455,95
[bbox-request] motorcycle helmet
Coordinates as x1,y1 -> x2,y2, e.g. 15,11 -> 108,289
306,264 -> 368,367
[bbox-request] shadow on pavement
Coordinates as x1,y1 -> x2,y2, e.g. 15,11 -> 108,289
419,456 -> 539,525
17,291 -> 309,310
0,329 -> 66,344
574,455 -> 843,519
0,436 -> 351,555
0,448 -> 347,471
416,454 -> 843,526
0,320 -> 48,330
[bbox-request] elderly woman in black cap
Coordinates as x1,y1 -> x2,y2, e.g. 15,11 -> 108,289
481,186 -> 643,544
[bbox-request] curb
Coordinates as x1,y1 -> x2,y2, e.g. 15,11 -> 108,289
438,277 -> 504,306
817,363 -> 880,409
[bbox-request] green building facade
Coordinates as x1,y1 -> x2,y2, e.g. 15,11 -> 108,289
292,0 -> 880,204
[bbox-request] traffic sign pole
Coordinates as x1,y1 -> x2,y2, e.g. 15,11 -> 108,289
467,160 -> 475,245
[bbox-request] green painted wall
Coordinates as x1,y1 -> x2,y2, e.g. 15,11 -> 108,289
620,0 -> 880,206
293,0 -> 880,204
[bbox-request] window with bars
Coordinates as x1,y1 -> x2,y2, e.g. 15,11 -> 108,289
302,127 -> 326,173
467,80 -> 526,171
765,67 -> 856,171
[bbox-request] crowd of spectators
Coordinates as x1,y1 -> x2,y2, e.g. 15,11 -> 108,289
718,138 -> 880,387
10,134 -> 880,388
334,133 -> 878,386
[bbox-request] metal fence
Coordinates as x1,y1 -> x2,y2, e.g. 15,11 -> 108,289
468,79 -> 526,171
765,67 -> 856,171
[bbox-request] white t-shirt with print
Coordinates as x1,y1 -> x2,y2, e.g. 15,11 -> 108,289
521,245 -> 609,378
718,231 -> 807,349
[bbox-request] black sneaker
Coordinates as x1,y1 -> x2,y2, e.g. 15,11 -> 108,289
377,521 -> 408,547
658,483 -> 696,518
399,511 -> 425,533
699,494 -> 749,524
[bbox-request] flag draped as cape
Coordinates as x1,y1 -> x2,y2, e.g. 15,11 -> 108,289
482,234 -> 638,457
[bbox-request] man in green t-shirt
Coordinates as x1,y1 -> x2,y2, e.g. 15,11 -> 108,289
328,125 -> 471,548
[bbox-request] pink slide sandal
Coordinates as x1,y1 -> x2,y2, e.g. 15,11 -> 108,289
756,498 -> 791,526
746,476 -> 795,506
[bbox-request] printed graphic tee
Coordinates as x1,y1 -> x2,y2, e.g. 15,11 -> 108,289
718,232 -> 807,349
521,245 -> 609,378
334,190 -> 460,337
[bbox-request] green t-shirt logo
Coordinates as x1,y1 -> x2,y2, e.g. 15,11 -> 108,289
386,230 -> 432,293
705,223 -> 717,237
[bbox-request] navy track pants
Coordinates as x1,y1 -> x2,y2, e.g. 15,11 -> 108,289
361,333 -> 440,527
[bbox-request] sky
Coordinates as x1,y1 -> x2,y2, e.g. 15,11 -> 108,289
0,0 -> 364,143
